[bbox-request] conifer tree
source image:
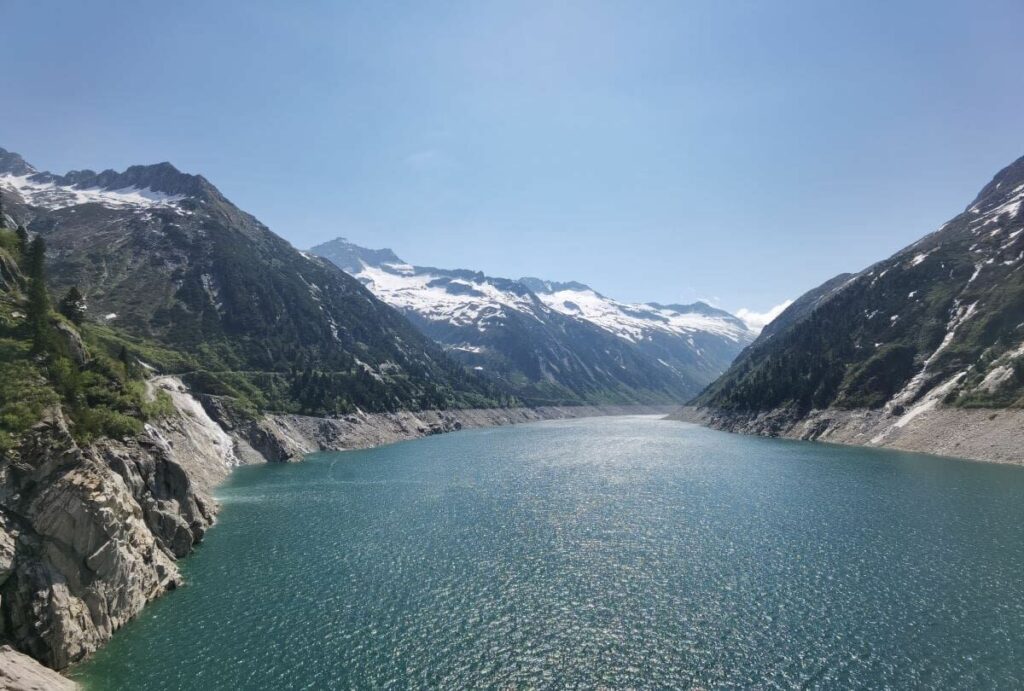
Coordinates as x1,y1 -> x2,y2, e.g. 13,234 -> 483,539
27,235 -> 45,279
16,225 -> 29,257
59,286 -> 87,325
26,237 -> 52,353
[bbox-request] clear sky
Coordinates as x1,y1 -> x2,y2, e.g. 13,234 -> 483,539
3,1 -> 1024,317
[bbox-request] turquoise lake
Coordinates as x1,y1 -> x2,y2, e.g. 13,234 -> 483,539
74,416 -> 1024,688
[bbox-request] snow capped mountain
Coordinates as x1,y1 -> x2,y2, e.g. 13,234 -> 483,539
0,148 -> 211,213
355,262 -> 544,331
1,172 -> 185,210
520,278 -> 750,344
311,237 -> 756,405
695,152 -> 1024,423
0,146 -> 507,414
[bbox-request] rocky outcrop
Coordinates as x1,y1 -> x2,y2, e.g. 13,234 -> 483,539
673,405 -> 1024,465
0,378 -> 235,671
50,321 -> 88,367
0,645 -> 77,690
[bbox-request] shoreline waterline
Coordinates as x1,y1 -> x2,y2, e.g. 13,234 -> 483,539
74,416 -> 1024,688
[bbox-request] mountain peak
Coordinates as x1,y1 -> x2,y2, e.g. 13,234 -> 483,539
308,237 -> 406,273
87,161 -> 217,198
0,147 -> 37,176
0,146 -> 223,211
649,301 -> 735,318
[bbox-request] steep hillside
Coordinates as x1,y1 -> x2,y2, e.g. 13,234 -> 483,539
0,147 -> 506,416
684,154 -> 1024,460
0,222 -> 236,670
311,238 -> 754,405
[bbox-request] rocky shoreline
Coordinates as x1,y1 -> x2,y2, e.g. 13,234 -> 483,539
0,377 -> 235,688
672,405 -> 1024,465
0,375 -> 670,688
227,403 -> 675,463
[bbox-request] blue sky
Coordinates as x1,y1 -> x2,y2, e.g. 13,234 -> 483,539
3,1 -> 1023,317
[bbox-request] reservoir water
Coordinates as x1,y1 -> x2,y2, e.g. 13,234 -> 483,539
75,416 -> 1024,688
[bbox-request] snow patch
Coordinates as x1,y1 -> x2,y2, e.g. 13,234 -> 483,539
1,173 -> 185,211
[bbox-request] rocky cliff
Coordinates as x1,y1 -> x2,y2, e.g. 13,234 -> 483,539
0,378 -> 236,672
0,645 -> 77,690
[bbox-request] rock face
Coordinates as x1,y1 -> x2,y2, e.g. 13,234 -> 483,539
0,645 -> 77,691
0,379 -> 234,670
673,405 -> 1024,465
198,395 -> 673,463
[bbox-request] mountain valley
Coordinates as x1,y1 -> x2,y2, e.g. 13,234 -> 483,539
311,237 -> 754,405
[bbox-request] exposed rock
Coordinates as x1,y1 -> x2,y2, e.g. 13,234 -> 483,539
0,409 -> 181,668
672,405 -> 1024,465
0,645 -> 77,690
145,377 -> 244,494
0,378 -> 235,670
51,321 -> 88,367
0,251 -> 22,294
241,405 -> 674,462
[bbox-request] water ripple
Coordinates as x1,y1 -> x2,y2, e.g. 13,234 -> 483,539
76,417 -> 1024,689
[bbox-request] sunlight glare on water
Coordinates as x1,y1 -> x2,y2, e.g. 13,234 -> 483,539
76,416 -> 1024,689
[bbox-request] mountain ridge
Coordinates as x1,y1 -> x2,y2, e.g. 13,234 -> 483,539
682,152 -> 1024,456
310,237 -> 755,405
0,147 -> 509,416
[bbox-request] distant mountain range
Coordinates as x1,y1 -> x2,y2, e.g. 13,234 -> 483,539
0,146 -> 507,415
0,144 -> 754,413
690,153 -> 1024,442
311,237 -> 755,405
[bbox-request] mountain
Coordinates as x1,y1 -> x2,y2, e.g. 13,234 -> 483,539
311,237 -> 755,405
0,218 -> 233,668
686,153 -> 1024,457
0,147 -> 507,415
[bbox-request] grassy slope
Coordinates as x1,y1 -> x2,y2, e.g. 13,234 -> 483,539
0,228 -> 169,451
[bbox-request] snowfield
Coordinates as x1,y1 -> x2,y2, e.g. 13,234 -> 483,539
1,173 -> 185,211
353,260 -> 752,346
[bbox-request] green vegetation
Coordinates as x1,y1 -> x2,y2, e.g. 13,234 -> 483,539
39,200 -> 514,417
695,189 -> 1024,413
59,286 -> 87,325
0,226 -> 167,451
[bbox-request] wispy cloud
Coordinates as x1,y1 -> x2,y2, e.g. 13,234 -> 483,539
736,299 -> 793,333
